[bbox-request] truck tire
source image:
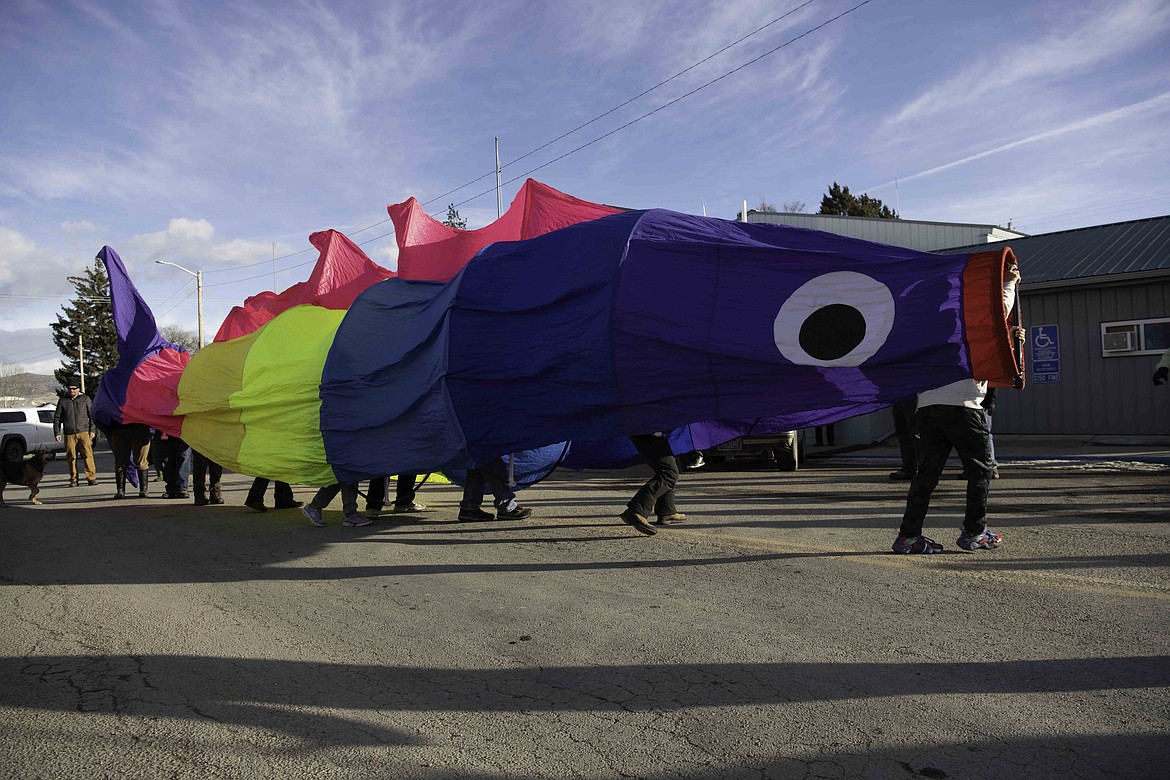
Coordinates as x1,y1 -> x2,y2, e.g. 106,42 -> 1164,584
3,438 -> 26,462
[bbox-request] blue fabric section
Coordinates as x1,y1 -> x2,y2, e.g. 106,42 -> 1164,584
92,246 -> 183,433
447,210 -> 644,465
321,277 -> 467,482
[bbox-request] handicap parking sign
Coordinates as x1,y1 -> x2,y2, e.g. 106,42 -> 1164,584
1030,325 -> 1060,383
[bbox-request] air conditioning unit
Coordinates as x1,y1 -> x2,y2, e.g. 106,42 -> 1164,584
1102,331 -> 1134,352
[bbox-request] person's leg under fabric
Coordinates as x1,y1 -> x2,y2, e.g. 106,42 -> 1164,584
133,435 -> 151,497
246,477 -> 269,506
111,431 -> 130,498
898,406 -> 953,539
208,461 -> 223,503
177,444 -> 191,493
460,469 -> 486,511
628,434 -> 677,518
479,458 -> 531,519
892,402 -> 918,478
273,481 -> 299,508
64,434 -> 79,484
161,439 -> 180,497
191,451 -> 208,504
365,477 -> 388,515
393,473 -> 425,511
339,483 -> 371,525
300,484 -> 340,527
985,410 -> 998,473
948,407 -> 994,536
78,431 -> 96,482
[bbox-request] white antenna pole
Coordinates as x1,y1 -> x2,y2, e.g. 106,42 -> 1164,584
272,242 -> 277,289
742,199 -> 749,222
894,166 -> 900,215
78,333 -> 85,393
495,137 -> 502,219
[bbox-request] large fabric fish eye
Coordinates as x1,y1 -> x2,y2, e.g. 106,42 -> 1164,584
773,271 -> 895,366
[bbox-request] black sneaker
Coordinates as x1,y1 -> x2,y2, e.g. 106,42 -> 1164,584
244,500 -> 268,513
620,509 -> 656,536
888,470 -> 913,481
458,507 -> 495,522
496,505 -> 532,521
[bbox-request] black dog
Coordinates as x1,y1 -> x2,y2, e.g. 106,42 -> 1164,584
0,450 -> 55,507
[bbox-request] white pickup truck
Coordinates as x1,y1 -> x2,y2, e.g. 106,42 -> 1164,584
0,406 -> 67,461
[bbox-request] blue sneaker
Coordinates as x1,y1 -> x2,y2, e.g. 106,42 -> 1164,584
301,505 -> 326,527
891,534 -> 943,554
957,525 -> 1003,550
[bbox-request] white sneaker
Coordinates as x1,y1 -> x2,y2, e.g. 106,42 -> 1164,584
392,501 -> 427,512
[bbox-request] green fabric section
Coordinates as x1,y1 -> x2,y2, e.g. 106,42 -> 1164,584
175,330 -> 259,474
235,306 -> 344,486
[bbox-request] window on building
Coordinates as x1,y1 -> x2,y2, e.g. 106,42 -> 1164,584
1101,318 -> 1170,357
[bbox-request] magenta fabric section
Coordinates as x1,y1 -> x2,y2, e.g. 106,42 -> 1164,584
388,179 -> 623,282
124,348 -> 191,436
213,229 -> 393,342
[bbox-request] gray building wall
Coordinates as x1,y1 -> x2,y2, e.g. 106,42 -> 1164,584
997,279 -> 1170,435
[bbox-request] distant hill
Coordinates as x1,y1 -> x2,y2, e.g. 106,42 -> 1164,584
0,373 -> 62,406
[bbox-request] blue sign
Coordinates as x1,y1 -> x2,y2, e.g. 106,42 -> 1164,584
1030,325 -> 1060,383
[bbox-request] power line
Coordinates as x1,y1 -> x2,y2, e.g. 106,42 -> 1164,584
203,0 -> 852,283
446,0 -> 874,214
417,0 -> 820,211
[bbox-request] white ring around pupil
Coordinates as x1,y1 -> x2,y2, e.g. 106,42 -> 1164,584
773,271 -> 896,367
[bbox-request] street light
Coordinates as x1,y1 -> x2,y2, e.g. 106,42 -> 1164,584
155,260 -> 204,348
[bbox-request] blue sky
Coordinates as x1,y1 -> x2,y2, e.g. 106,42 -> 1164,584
2,0 -> 1168,374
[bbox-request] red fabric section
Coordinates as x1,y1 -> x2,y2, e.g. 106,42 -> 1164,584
123,347 -> 191,436
388,179 -> 623,281
962,247 -> 1022,388
214,230 -> 393,342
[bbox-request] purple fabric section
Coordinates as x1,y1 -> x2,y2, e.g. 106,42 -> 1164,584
92,246 -> 183,432
612,211 -> 971,435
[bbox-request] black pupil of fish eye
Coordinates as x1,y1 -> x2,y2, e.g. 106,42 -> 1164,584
798,304 -> 867,361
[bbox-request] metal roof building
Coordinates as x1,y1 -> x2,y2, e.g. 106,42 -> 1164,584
747,211 -> 1025,251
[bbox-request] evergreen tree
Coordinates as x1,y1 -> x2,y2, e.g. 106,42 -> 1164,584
444,204 -> 468,230
818,182 -> 898,219
50,260 -> 118,394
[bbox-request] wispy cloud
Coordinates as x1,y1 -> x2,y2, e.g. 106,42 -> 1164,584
888,0 -> 1170,126
865,92 -> 1170,193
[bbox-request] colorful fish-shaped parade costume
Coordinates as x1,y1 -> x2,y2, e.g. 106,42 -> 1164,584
94,182 -> 1020,487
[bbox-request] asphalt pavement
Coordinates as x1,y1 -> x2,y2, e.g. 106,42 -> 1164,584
1,439 -> 1167,779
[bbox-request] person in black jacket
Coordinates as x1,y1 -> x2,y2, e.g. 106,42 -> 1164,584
53,381 -> 96,486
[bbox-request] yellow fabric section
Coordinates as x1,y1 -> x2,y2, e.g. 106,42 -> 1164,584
175,330 -> 257,470
177,306 -> 344,486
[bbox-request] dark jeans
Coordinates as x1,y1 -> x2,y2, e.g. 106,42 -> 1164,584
628,434 -> 678,518
892,401 -> 918,475
899,405 -> 993,538
460,459 -> 516,510
308,483 -> 359,515
365,473 -> 420,511
156,436 -> 189,496
247,477 -> 296,507
191,451 -> 222,495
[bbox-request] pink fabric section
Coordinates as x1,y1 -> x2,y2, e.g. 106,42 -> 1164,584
123,347 -> 191,436
388,179 -> 623,281
214,230 -> 393,342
